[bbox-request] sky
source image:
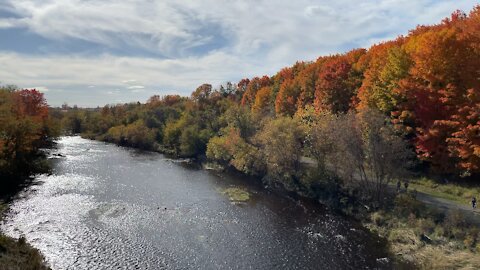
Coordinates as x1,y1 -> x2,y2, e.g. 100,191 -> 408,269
0,0 -> 478,107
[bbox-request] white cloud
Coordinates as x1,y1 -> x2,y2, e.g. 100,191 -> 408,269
106,90 -> 118,95
122,80 -> 137,84
4,0 -> 477,59
127,85 -> 145,90
0,0 -> 477,106
0,18 -> 25,28
0,51 -> 256,105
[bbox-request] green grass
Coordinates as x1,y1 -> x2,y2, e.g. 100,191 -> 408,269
409,177 -> 480,206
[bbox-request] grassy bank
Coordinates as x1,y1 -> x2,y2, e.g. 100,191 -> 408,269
0,203 -> 50,270
409,177 -> 480,206
0,234 -> 50,270
364,193 -> 480,269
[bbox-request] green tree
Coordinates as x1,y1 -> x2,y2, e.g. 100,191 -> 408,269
257,117 -> 305,186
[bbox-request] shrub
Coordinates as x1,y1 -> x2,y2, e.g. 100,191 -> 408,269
393,193 -> 424,218
441,210 -> 468,240
415,218 -> 436,235
206,136 -> 231,163
464,234 -> 476,249
371,211 -> 386,226
444,210 -> 466,231
463,228 -> 479,249
432,225 -> 445,240
407,213 -> 417,226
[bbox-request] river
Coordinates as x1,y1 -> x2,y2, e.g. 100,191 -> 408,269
1,136 -> 392,269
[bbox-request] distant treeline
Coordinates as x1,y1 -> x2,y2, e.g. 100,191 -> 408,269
50,8 -> 479,206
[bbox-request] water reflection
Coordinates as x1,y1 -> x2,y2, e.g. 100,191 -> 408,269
1,136 -> 390,269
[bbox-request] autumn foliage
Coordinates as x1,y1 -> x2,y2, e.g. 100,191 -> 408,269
234,7 -> 480,177
0,88 -> 58,181
59,6 -> 480,179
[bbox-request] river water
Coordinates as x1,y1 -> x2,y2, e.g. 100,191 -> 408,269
1,136 -> 392,269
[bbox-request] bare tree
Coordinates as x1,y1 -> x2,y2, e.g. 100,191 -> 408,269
332,109 -> 413,207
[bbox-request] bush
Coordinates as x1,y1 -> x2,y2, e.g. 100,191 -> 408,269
206,136 -> 231,163
463,228 -> 479,249
123,120 -> 156,149
444,210 -> 466,230
388,228 -> 419,246
256,117 -> 304,186
179,124 -> 212,157
415,218 -> 436,235
432,225 -> 445,240
464,234 -> 476,249
393,193 -> 424,218
371,211 -> 386,226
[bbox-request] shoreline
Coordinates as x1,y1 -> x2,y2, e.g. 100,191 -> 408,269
0,155 -> 54,269
6,135 -> 477,269
82,135 -> 413,268
84,134 -> 480,269
4,136 -> 393,269
0,201 -> 50,269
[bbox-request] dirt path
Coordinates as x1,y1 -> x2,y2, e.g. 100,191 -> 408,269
299,157 -> 480,226
414,191 -> 480,226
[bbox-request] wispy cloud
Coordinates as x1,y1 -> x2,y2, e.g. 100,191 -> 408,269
0,51 -> 253,106
0,0 -> 477,106
122,80 -> 137,84
127,85 -> 144,90
127,85 -> 145,93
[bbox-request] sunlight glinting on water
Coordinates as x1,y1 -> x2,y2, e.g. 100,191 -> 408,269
1,137 -> 390,269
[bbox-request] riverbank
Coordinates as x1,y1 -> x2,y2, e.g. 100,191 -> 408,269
2,136 -> 394,269
0,87 -> 57,270
88,135 -> 480,269
364,192 -> 480,269
0,203 -> 50,270
0,151 -> 54,270
251,175 -> 480,269
1,172 -> 52,270
0,168 -> 56,270
409,177 -> 480,206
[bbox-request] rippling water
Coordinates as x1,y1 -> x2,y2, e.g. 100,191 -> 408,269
1,136 -> 392,269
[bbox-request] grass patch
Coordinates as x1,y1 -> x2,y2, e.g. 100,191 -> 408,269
416,245 -> 480,270
366,214 -> 480,269
364,193 -> 480,269
0,203 -> 6,216
0,234 -> 50,270
0,201 -> 50,269
410,177 -> 480,206
221,187 -> 250,202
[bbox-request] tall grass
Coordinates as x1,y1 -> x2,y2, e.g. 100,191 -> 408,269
410,177 -> 480,206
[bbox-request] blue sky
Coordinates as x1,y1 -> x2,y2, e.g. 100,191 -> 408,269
0,0 -> 478,107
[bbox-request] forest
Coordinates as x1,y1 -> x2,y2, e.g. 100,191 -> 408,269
55,7 -> 479,187
0,87 -> 60,193
0,87 -> 57,269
